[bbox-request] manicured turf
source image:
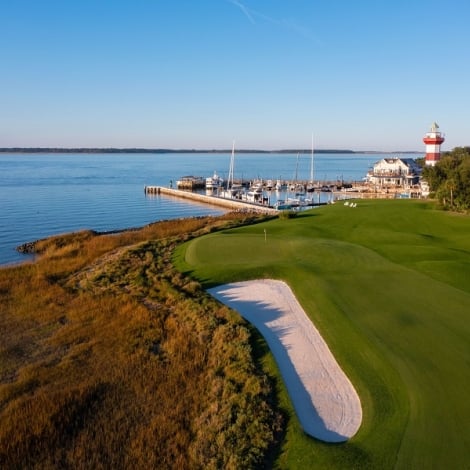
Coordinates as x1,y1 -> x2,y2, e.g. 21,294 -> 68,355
175,200 -> 470,469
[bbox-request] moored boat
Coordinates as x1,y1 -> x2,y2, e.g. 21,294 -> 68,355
274,199 -> 292,210
206,171 -> 223,189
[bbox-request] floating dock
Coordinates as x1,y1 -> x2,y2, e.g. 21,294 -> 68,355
145,186 -> 279,215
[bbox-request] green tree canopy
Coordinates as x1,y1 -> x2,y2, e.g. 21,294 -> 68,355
422,147 -> 470,211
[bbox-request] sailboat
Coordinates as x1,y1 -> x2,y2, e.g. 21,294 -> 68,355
220,141 -> 242,199
289,153 -> 305,194
288,154 -> 298,191
306,134 -> 315,192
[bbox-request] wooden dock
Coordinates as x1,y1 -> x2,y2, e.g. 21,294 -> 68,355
144,186 -> 279,214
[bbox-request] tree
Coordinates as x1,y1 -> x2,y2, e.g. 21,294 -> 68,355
422,147 -> 470,211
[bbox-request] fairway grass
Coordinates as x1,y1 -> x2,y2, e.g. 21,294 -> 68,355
175,200 -> 470,469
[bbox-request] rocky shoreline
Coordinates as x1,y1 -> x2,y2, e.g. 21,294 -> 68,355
16,241 -> 38,254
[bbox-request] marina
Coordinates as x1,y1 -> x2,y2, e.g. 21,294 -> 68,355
156,140 -> 429,213
146,173 -> 428,214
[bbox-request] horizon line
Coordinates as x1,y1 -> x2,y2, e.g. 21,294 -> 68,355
0,147 -> 423,154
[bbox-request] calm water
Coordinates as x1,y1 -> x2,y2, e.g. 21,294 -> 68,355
0,152 -> 403,266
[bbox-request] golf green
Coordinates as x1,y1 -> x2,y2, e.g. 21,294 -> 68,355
175,199 -> 470,469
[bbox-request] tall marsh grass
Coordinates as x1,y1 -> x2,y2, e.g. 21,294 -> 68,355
0,213 -> 280,469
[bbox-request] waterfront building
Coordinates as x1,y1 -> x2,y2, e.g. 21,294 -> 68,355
366,158 -> 421,189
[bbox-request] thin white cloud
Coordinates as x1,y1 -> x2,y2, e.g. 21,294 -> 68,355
227,0 -> 256,24
226,1 -> 320,44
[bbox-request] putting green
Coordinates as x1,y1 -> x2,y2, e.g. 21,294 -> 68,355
176,200 -> 470,469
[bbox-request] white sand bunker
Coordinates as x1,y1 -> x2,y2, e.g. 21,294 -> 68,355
208,279 -> 362,442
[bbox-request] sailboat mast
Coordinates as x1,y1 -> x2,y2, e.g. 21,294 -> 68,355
310,134 -> 314,183
228,140 -> 235,189
295,153 -> 299,182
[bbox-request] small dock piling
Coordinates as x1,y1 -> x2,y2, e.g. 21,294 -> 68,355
144,185 -> 160,195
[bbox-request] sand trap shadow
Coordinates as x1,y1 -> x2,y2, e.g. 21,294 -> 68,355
208,279 -> 362,443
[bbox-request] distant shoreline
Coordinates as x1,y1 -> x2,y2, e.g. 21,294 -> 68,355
0,148 -> 421,154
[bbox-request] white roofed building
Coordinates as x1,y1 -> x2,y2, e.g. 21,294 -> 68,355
366,158 -> 421,189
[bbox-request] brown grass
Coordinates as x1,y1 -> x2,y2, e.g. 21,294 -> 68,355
0,214 -> 282,469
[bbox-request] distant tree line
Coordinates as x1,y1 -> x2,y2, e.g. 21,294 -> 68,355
422,147 -> 470,211
0,147 -> 356,154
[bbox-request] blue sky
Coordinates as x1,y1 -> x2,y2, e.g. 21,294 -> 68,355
1,0 -> 469,151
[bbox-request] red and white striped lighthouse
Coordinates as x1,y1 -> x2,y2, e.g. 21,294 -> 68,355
423,122 -> 445,166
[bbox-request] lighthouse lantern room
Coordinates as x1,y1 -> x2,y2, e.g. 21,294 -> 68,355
423,122 -> 445,166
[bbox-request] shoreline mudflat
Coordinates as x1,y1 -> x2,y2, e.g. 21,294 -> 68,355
208,279 -> 362,443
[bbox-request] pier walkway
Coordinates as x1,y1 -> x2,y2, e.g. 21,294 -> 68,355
145,186 -> 279,215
